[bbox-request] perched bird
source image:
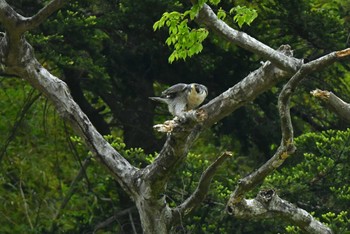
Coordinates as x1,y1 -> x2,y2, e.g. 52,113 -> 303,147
149,83 -> 208,117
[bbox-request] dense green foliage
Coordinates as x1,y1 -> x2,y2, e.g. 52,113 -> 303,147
1,0 -> 350,233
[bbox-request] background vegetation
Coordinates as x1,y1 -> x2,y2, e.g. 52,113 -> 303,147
1,0 -> 350,233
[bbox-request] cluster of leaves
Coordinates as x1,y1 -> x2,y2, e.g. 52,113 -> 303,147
28,3 -> 110,81
153,0 -> 258,63
153,5 -> 209,63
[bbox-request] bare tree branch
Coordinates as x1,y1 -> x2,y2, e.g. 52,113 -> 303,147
174,151 -> 232,218
19,180 -> 34,230
311,89 -> 350,123
23,64 -> 139,197
0,0 -> 68,34
202,45 -> 293,127
196,4 -> 302,72
233,190 -> 333,234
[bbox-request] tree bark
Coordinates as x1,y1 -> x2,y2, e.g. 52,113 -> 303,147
232,190 -> 333,234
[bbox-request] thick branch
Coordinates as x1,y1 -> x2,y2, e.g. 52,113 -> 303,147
196,4 -> 302,72
17,62 -> 139,198
0,0 -> 68,34
0,0 -> 68,66
232,190 -> 333,234
311,89 -> 350,123
0,0 -> 24,30
226,59 -> 306,205
173,151 -> 232,218
139,122 -> 203,198
202,45 -> 293,127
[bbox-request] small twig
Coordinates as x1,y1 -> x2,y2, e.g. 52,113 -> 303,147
19,180 -> 34,230
93,207 -> 137,233
52,157 -> 91,222
129,210 -> 138,234
0,89 -> 41,164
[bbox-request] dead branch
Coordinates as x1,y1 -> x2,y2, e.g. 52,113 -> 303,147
311,89 -> 350,123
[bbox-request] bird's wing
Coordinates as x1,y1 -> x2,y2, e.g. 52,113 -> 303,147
161,83 -> 188,99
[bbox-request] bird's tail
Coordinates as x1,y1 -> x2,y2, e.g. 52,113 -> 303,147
149,97 -> 166,103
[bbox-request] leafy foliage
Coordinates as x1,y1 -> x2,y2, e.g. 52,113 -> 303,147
265,129 -> 350,233
153,3 -> 209,63
231,5 -> 258,28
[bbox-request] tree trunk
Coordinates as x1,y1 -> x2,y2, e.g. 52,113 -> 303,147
135,196 -> 173,234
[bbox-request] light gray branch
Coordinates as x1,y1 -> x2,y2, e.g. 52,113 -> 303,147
19,63 -> 139,197
202,45 -> 293,127
196,4 -> 302,72
0,0 -> 68,34
232,190 -> 333,234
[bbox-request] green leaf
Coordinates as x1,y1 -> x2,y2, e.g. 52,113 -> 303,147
231,5 -> 258,28
209,0 -> 220,5
217,8 -> 226,20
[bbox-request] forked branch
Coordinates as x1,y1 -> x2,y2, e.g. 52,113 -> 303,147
22,0 -> 69,32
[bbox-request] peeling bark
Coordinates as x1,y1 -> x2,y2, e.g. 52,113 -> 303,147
232,190 -> 333,234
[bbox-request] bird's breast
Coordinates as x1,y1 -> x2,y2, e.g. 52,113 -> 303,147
187,91 -> 206,110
